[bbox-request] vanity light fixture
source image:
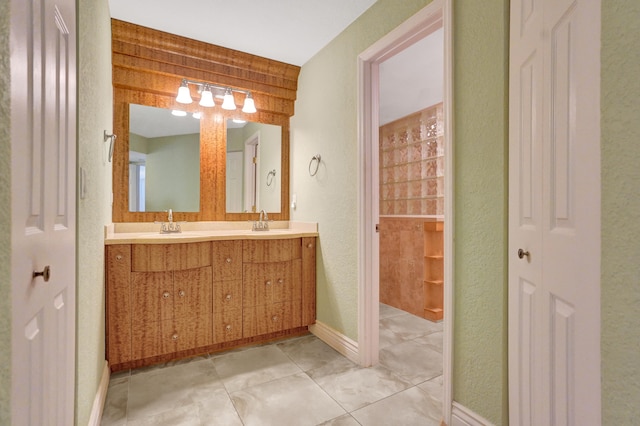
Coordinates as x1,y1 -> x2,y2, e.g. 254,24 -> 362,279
176,80 -> 193,104
171,110 -> 187,117
242,92 -> 257,113
192,111 -> 202,119
221,88 -> 236,110
175,78 -> 257,113
199,85 -> 215,107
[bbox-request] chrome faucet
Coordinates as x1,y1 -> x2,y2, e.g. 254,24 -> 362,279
252,209 -> 270,231
155,208 -> 183,233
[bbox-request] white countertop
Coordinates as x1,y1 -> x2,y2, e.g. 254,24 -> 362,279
104,221 -> 318,245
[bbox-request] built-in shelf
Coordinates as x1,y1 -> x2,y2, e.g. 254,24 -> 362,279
423,221 -> 444,321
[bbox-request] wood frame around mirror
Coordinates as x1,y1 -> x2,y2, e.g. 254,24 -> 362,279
112,89 -> 290,222
111,19 -> 298,223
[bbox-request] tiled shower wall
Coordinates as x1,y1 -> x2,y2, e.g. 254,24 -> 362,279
379,103 -> 444,318
380,103 -> 444,216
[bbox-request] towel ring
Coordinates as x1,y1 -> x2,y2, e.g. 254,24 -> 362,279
309,154 -> 321,176
266,169 -> 276,187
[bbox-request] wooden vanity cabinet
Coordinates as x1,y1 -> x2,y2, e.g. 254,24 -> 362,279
106,237 -> 316,370
211,240 -> 243,343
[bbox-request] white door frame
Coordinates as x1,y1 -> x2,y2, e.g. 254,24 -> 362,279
243,131 -> 260,212
357,0 -> 454,422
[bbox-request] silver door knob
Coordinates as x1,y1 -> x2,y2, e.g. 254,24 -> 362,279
517,249 -> 530,259
33,265 -> 51,282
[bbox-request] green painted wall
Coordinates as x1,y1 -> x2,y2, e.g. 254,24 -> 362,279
0,0 -> 11,423
292,0 -> 509,423
601,1 -> 640,423
291,0 -> 434,341
76,0 -> 113,424
145,133 -> 200,212
452,2 -> 509,424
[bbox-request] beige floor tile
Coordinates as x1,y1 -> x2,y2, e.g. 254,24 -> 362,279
351,386 -> 441,426
127,358 -> 223,420
212,344 -> 301,393
277,335 -> 347,371
318,414 -> 362,425
309,362 -> 412,412
379,340 -> 442,384
230,372 -> 345,426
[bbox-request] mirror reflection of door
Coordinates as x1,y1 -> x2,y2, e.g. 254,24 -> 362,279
244,135 -> 260,213
226,151 -> 243,212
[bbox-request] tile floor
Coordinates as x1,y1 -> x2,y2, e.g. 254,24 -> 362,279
101,304 -> 443,425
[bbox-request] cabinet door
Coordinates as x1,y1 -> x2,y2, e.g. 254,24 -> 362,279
131,271 -> 173,324
106,245 -> 132,365
243,301 -> 301,337
301,237 -> 317,326
173,267 -> 212,320
168,316 -> 212,352
243,263 -> 271,307
212,240 -> 242,281
271,262 -> 296,303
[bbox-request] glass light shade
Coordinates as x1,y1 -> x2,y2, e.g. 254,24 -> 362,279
171,110 -> 187,117
176,83 -> 193,104
192,111 -> 202,119
199,88 -> 215,107
221,88 -> 236,110
242,93 -> 257,113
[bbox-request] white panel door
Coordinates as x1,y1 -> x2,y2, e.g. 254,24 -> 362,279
509,0 -> 601,424
226,151 -> 243,212
10,0 -> 77,424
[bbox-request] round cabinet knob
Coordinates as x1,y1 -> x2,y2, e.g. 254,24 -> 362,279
517,249 -> 530,259
33,265 -> 51,282
163,291 -> 170,299
225,324 -> 232,331
272,315 -> 279,322
307,243 -> 313,249
115,255 -> 123,261
278,278 -> 284,285
225,294 -> 232,301
172,334 -> 178,340
178,290 -> 186,297
265,280 -> 272,286
226,258 -> 232,263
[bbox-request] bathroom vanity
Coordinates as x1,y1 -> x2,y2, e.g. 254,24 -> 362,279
105,224 -> 317,371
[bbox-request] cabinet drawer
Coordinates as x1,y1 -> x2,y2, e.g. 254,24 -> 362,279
131,316 -> 212,360
213,309 -> 243,344
242,301 -> 302,337
243,239 -> 300,263
132,242 -> 211,272
212,240 -> 242,281
243,262 -> 296,307
213,279 -> 242,312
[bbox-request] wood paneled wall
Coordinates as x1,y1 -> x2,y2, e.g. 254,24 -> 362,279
111,19 -> 300,222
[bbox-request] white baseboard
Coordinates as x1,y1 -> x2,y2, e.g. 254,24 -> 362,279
450,401 -> 494,426
309,321 -> 359,364
87,361 -> 110,426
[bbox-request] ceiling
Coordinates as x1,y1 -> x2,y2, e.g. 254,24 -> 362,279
108,0 -> 378,66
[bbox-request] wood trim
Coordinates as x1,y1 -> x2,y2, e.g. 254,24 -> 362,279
87,361 -> 111,426
111,19 -> 298,223
110,327 -> 310,372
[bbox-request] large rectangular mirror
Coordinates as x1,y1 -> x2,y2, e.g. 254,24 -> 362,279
129,104 -> 200,212
226,119 -> 282,213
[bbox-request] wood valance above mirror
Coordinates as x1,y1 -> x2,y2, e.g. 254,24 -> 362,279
111,19 -> 300,222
